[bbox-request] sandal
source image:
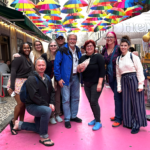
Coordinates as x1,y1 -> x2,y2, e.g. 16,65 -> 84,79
39,139 -> 54,146
9,121 -> 17,135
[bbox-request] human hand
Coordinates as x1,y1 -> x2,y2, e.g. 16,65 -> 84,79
79,64 -> 86,72
14,53 -> 21,58
97,84 -> 102,92
58,79 -> 65,88
7,88 -> 13,96
118,90 -> 122,93
137,88 -> 143,92
49,104 -> 55,111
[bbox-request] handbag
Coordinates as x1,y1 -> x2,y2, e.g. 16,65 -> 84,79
106,46 -> 117,83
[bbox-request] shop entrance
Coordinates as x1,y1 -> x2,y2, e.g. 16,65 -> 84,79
0,35 -> 10,62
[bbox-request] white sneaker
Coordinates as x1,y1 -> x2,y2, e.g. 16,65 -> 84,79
50,118 -> 57,124
56,115 -> 63,122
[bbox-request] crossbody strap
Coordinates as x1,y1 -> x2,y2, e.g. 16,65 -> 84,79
110,45 -> 117,64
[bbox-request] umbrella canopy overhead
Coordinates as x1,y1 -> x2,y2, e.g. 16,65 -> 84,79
63,0 -> 88,8
91,4 -> 112,10
39,9 -> 61,14
107,8 -> 125,17
113,0 -> 135,8
88,10 -> 107,18
35,0 -> 60,10
10,0 -> 35,9
61,7 -> 82,14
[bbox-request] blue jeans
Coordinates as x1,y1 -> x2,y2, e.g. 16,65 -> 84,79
18,104 -> 52,138
61,74 -> 80,122
109,79 -> 122,123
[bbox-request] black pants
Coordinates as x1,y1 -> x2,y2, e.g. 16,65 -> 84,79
84,82 -> 104,122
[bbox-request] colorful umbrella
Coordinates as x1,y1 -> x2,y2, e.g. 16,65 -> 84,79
91,4 -> 112,10
16,8 -> 36,14
113,0 -> 135,8
39,9 -> 60,14
64,13 -> 84,21
32,20 -> 44,23
94,20 -> 111,32
88,10 -> 107,18
27,14 -> 40,19
107,8 -> 125,17
44,15 -> 62,20
63,0 -> 88,8
47,20 -> 62,24
116,16 -> 129,23
125,5 -> 143,14
63,24 -> 78,28
61,7 -> 82,14
103,18 -> 118,24
35,0 -> 60,10
10,0 -> 35,10
55,28 -> 66,33
86,17 -> 102,21
63,20 -> 76,25
93,0 -> 117,5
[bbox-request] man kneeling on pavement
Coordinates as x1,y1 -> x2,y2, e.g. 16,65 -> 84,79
12,57 -> 55,146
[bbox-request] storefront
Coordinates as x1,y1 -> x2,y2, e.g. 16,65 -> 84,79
0,5 -> 51,61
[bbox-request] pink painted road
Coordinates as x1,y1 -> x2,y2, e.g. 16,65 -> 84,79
0,87 -> 150,150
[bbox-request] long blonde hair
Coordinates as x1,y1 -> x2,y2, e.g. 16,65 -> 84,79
47,40 -> 58,61
32,40 -> 44,61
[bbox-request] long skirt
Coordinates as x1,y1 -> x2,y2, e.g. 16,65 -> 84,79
121,72 -> 147,129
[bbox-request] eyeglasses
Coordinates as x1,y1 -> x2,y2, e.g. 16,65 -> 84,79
57,37 -> 64,40
86,45 -> 94,48
105,37 -> 115,40
50,45 -> 57,47
69,38 -> 77,41
35,44 -> 42,47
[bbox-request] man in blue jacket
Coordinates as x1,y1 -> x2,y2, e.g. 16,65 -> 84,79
54,34 -> 82,128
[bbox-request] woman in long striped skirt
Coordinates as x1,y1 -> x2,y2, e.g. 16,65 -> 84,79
116,35 -> 147,134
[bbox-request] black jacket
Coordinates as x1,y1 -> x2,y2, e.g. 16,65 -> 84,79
25,71 -> 55,107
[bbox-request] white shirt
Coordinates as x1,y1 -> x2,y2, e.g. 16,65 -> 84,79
116,51 -> 145,92
69,46 -> 78,74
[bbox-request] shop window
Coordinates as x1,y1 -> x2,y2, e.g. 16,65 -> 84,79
17,39 -> 23,52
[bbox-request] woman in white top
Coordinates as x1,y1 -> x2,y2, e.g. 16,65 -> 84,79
13,40 -> 45,64
116,35 -> 147,134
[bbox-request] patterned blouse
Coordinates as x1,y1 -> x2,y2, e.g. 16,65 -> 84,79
101,45 -> 121,78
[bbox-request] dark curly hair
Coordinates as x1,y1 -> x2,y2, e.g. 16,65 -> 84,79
19,42 -> 31,55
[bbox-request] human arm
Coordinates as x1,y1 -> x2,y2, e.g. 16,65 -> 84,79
12,53 -> 20,60
54,51 -> 62,81
97,54 -> 105,92
133,55 -> 145,91
10,57 -> 22,91
49,80 -> 55,111
116,57 -> 122,93
54,51 -> 65,87
26,76 -> 49,106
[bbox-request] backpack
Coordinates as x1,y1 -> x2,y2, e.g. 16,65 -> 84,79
118,53 -> 147,79
20,74 -> 51,103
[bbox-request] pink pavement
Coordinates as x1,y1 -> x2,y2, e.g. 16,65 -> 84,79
0,87 -> 150,150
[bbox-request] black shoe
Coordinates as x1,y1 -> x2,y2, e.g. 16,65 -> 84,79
65,121 -> 71,128
70,117 -> 82,123
131,128 -> 140,134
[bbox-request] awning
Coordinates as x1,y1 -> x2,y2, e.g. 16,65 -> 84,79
0,5 -> 51,41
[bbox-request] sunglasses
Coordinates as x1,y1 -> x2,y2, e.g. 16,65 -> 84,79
50,45 -> 57,47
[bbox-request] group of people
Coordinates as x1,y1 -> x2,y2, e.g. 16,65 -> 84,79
6,32 -> 148,146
